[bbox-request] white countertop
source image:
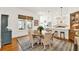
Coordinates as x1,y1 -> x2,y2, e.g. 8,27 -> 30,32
52,28 -> 69,39
53,28 -> 70,30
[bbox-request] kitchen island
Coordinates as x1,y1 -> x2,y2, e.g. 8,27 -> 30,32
53,28 -> 69,40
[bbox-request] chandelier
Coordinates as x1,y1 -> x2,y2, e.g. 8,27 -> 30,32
57,7 -> 63,24
54,7 -> 68,28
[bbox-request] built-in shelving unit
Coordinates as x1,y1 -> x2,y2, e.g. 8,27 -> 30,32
69,11 -> 79,42
70,11 -> 79,29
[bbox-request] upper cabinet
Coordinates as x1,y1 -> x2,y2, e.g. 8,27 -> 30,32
70,11 -> 79,29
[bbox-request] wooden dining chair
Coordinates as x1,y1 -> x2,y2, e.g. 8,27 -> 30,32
41,33 -> 52,49
33,30 -> 39,35
28,29 -> 39,48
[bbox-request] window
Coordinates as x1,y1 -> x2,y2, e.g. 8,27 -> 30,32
18,19 -> 25,30
27,21 -> 32,29
39,15 -> 52,29
39,16 -> 47,29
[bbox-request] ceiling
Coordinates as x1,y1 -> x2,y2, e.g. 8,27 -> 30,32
20,7 -> 60,15
18,7 -> 79,17
24,7 -> 60,12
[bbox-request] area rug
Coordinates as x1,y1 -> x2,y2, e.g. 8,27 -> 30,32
17,37 -> 32,51
17,36 -> 74,51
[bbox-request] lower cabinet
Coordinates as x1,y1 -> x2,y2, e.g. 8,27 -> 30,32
69,30 -> 75,42
75,37 -> 79,50
1,31 -> 12,46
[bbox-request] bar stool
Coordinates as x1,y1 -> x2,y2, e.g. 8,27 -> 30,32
60,32 -> 65,39
54,31 -> 58,37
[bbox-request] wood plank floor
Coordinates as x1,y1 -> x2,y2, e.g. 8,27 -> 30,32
0,37 -> 75,51
30,38 -> 74,51
0,38 -> 18,51
17,36 -> 75,51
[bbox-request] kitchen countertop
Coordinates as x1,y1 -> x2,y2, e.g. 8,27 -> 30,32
53,28 -> 70,30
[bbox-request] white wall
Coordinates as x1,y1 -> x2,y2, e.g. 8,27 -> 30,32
1,7 -> 78,38
37,7 -> 79,39
37,7 -> 79,30
0,7 -> 38,38
0,7 -> 79,48
52,7 -> 79,29
52,7 -> 79,39
0,7 -> 39,48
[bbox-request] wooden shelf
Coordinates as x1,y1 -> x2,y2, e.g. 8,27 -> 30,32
69,11 -> 79,42
70,11 -> 79,29
18,15 -> 33,20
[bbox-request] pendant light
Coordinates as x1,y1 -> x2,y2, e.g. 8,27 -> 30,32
59,7 -> 63,24
54,7 -> 68,28
47,10 -> 51,27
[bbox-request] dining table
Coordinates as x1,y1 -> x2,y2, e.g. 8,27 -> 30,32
32,33 -> 44,44
32,31 -> 54,45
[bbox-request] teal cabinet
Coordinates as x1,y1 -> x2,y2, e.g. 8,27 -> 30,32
1,15 -> 12,46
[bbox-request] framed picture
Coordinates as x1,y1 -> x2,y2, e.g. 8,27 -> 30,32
34,20 -> 39,26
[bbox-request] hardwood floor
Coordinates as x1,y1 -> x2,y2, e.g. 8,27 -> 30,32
17,36 -> 74,51
0,38 -> 18,51
0,37 -> 75,51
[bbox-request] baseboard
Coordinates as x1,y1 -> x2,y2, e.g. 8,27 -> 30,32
12,35 -> 28,39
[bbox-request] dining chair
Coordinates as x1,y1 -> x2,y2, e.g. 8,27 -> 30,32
34,30 -> 39,34
41,33 -> 53,49
28,29 -> 39,48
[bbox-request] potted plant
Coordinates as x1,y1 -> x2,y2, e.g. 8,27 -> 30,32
37,26 -> 44,35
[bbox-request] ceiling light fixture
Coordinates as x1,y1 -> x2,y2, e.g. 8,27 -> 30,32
54,7 -> 68,28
